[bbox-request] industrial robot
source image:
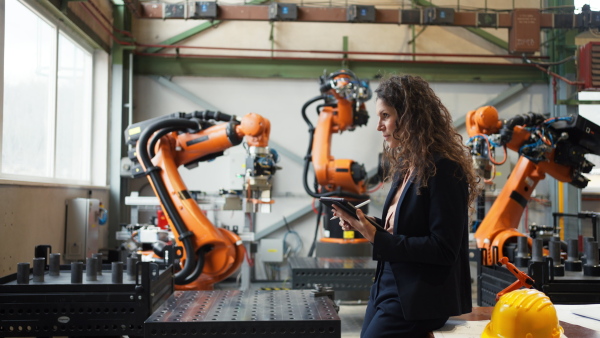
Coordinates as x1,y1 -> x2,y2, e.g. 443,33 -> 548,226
465,106 -> 600,266
301,69 -> 375,255
125,110 -> 278,290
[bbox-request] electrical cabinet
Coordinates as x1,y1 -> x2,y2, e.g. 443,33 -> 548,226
423,7 -> 455,25
269,3 -> 298,21
347,5 -> 375,23
194,2 -> 217,19
508,9 -> 540,54
164,3 -> 185,18
259,238 -> 284,262
64,198 -> 101,262
579,42 -> 600,90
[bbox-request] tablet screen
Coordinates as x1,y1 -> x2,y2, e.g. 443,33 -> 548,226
319,197 -> 360,219
319,197 -> 385,232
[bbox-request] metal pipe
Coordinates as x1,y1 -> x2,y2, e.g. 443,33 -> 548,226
133,50 -> 544,63
71,262 -> 83,284
32,257 -> 45,283
533,64 -> 584,86
112,261 -> 124,284
93,253 -> 103,275
128,52 -> 133,127
531,238 -> 544,262
565,238 -> 582,272
49,253 -> 61,276
17,263 -> 30,284
549,240 -> 565,276
583,241 -> 600,277
127,255 -> 138,281
514,236 -> 530,268
86,257 -> 98,281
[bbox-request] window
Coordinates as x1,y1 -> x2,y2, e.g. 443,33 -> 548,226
1,0 -> 98,185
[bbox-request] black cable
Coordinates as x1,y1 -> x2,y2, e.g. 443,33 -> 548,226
192,110 -> 234,122
315,103 -> 336,115
302,95 -> 325,130
302,153 -> 368,199
312,167 -> 320,195
184,246 -> 209,284
499,113 -> 546,145
283,216 -> 291,232
301,95 -> 367,199
523,54 -> 576,67
149,127 -> 181,158
302,155 -> 317,198
307,202 -> 323,257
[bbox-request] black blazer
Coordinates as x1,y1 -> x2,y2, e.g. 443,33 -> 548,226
371,156 -> 472,321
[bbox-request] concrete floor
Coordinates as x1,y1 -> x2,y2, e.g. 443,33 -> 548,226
338,303 -> 366,338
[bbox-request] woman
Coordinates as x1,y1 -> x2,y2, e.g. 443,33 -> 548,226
332,75 -> 478,337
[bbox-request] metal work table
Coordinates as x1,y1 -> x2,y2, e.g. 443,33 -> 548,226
144,289 -> 341,337
289,256 -> 376,291
0,262 -> 173,337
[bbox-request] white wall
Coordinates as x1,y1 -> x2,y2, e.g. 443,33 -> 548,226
134,76 -> 550,191
131,75 -> 553,280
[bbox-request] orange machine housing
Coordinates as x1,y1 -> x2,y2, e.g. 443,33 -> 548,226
129,112 -> 274,290
466,106 -> 587,265
312,84 -> 368,196
303,70 -> 372,245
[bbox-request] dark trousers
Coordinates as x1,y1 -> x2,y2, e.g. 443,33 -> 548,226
361,262 -> 448,338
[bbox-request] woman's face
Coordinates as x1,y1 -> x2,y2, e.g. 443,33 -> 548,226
376,98 -> 400,148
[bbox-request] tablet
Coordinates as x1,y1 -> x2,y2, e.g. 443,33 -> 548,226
319,197 -> 386,232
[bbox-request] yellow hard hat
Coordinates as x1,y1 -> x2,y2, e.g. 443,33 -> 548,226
481,289 -> 563,338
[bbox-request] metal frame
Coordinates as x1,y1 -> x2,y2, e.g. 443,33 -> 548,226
0,262 -> 173,337
289,257 -> 376,291
135,55 -> 548,83
476,249 -> 600,307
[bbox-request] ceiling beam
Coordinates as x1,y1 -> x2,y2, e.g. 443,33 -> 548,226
134,55 -> 547,83
130,3 -> 592,56
135,3 -> 583,30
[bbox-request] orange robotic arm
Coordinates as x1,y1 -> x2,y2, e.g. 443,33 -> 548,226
495,257 -> 535,301
125,111 -> 278,290
466,106 -> 599,265
302,69 -> 372,199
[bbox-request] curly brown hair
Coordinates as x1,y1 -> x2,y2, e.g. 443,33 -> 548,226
375,74 -> 479,208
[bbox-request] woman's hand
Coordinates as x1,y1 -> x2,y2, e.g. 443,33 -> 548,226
338,218 -> 353,231
332,207 -> 353,231
331,206 -> 377,243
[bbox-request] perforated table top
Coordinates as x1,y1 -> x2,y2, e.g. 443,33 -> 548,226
144,290 -> 341,337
